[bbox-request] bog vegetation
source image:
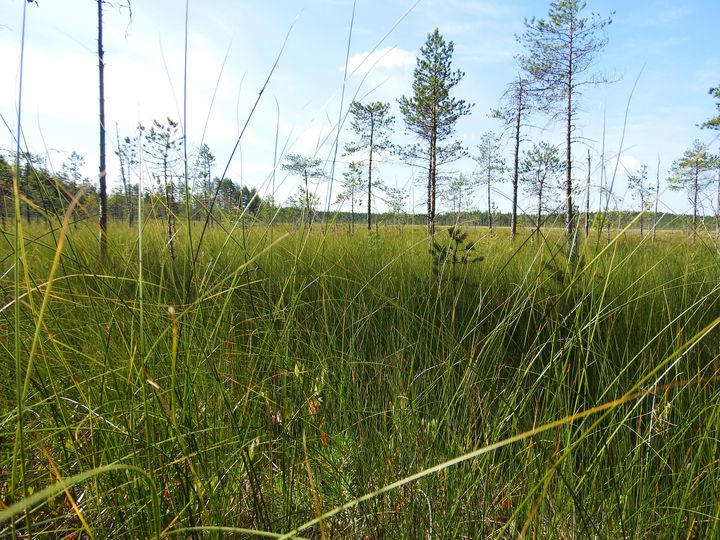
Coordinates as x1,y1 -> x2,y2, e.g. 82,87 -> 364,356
2,0 -> 720,538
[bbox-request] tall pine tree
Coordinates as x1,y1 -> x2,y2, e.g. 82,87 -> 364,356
492,76 -> 532,239
399,28 -> 472,235
344,101 -> 394,230
517,0 -> 612,240
473,132 -> 506,233
669,140 -> 717,235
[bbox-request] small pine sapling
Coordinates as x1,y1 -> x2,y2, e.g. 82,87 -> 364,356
431,226 -> 484,286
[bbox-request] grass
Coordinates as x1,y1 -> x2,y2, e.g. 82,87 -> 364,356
1,213 -> 719,538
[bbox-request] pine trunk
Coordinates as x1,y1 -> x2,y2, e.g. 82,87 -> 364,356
511,92 -> 521,239
98,0 -> 108,258
0,185 -> 5,228
693,164 -> 698,235
716,169 -> 720,238
304,169 -> 311,228
487,171 -> 492,232
565,86 -> 573,238
639,191 -> 645,239
565,27 -> 575,241
536,170 -> 543,237
24,160 -> 31,224
164,158 -> 176,260
585,149 -> 591,238
367,115 -> 374,231
428,124 -> 437,236
653,159 -> 660,241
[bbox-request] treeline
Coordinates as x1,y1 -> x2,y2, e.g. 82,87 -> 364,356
319,209 -> 710,232
0,148 -> 712,235
0,149 -> 263,228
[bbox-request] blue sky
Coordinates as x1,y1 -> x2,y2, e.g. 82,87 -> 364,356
1,0 -> 718,216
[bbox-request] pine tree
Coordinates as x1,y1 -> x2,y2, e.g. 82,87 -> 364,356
97,0 -> 107,258
398,28 -> 472,235
115,129 -> 138,226
627,164 -> 656,239
97,0 -> 132,256
448,172 -> 472,222
336,161 -> 364,232
473,132 -> 506,233
384,186 -> 408,230
141,118 -> 181,259
520,141 -> 565,236
669,140 -> 716,235
492,76 -> 532,239
517,0 -> 612,239
345,101 -> 394,230
192,143 -> 216,224
282,154 -> 324,228
60,151 -> 87,190
287,185 -> 321,226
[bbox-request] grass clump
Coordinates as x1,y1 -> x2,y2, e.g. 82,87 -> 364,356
1,217 -> 719,538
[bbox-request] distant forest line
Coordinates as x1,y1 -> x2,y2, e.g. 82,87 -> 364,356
1,149 -> 717,235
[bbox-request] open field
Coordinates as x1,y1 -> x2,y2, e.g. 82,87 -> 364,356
2,0 -> 719,536
1,218 -> 719,538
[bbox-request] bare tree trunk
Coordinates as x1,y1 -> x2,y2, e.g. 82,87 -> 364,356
693,165 -> 698,236
166,181 -> 175,258
116,126 -> 133,227
23,160 -> 31,224
487,171 -> 492,232
653,157 -> 660,242
367,115 -> 374,231
426,168 -> 432,233
565,85 -> 574,238
304,168 -> 311,229
126,188 -> 134,227
430,151 -> 436,236
535,199 -> 542,236
639,192 -> 645,239
205,163 -> 212,227
0,184 -> 6,228
585,149 -> 591,238
564,27 -> 575,245
536,170 -> 542,237
716,169 -> 719,239
163,159 -> 176,260
98,0 -> 108,259
428,124 -> 437,236
511,95 -> 521,239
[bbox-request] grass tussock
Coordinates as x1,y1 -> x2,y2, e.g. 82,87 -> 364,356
1,216 -> 719,538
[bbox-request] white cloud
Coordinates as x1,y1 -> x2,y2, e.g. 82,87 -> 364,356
0,42 -> 97,126
344,47 -> 415,77
618,154 -> 642,175
288,123 -> 337,159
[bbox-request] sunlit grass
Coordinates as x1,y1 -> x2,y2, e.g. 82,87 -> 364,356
1,215 -> 719,538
